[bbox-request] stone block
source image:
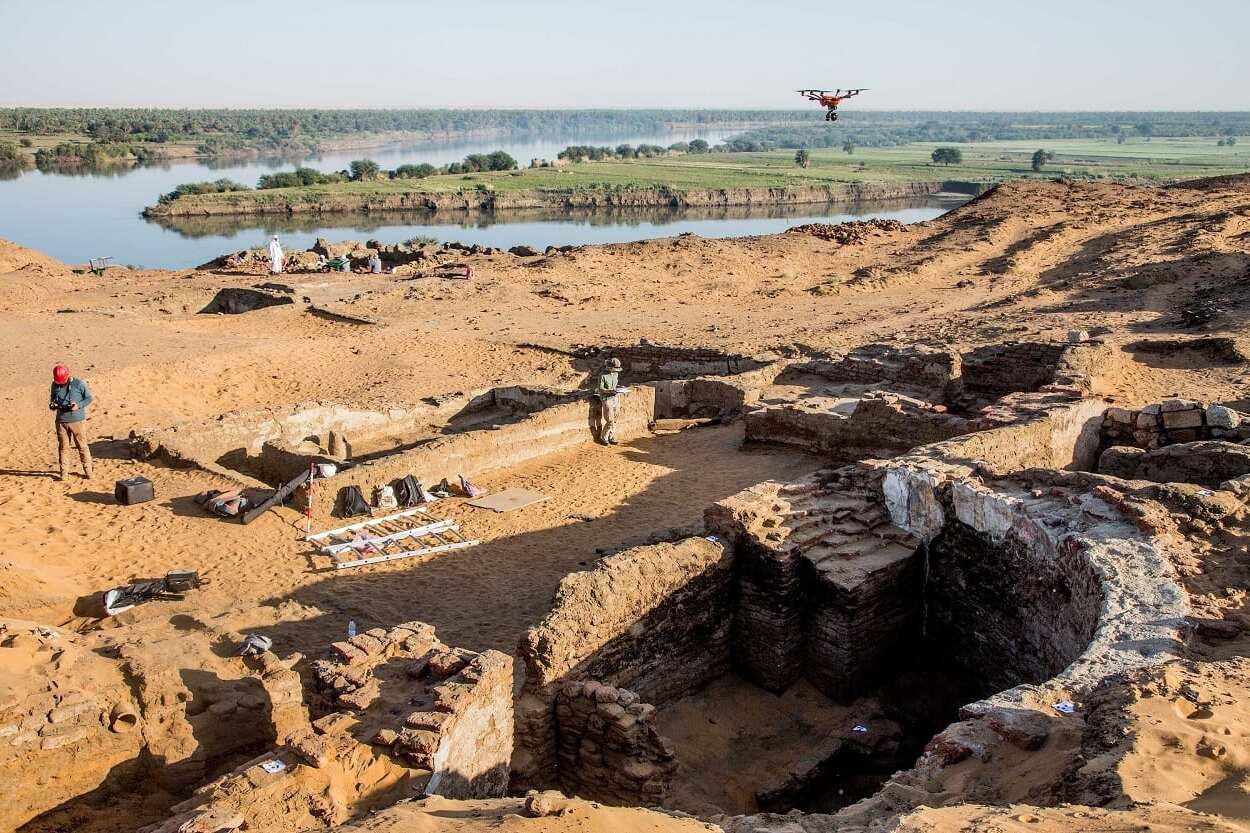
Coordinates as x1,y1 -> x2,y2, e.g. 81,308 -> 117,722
311,712 -> 356,736
288,729 -> 335,768
330,641 -> 367,664
1136,412 -> 1159,429
404,710 -> 451,731
1206,405 -> 1240,429
1161,409 -> 1203,429
986,709 -> 1051,751
348,633 -> 386,655
1161,398 -> 1200,413
396,728 -> 440,756
1105,407 -> 1134,424
40,725 -> 90,750
427,650 -> 468,679
337,681 -> 379,711
1167,428 -> 1202,443
1098,445 -> 1145,479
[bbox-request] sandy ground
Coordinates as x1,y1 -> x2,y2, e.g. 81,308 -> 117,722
5,175 -> 1250,832
658,675 -> 859,815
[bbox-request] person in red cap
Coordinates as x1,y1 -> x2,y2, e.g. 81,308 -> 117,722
49,363 -> 94,480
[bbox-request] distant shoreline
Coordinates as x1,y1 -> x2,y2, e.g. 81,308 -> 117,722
143,181 -> 950,218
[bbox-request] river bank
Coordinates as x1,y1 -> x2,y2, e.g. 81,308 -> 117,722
144,180 -> 950,217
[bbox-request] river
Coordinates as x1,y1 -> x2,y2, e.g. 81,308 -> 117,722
0,128 -> 961,268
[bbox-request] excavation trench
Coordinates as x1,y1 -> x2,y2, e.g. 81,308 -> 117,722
76,339 -> 1190,828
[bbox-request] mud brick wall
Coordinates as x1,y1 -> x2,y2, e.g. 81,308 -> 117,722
709,475 -> 926,701
311,620 -> 513,799
491,385 -> 577,413
916,397 -> 1108,474
730,541 -> 807,693
805,548 -> 923,702
924,521 -> 1101,695
426,649 -> 514,798
746,397 -> 969,462
842,397 -> 971,456
117,637 -> 306,794
513,537 -> 732,795
746,405 -> 853,459
957,342 -> 1073,402
553,682 -> 677,806
1100,399 -> 1250,454
1098,441 -> 1250,488
135,396 -> 481,485
793,344 -> 960,400
1,628 -> 144,831
338,386 -> 656,496
605,342 -> 765,381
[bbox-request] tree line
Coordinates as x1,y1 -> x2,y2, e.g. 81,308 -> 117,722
158,151 -> 519,203
727,111 -> 1250,150
0,108 -> 818,151
555,140 -> 712,162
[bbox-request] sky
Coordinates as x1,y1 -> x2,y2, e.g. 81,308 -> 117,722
2,0 -> 1248,111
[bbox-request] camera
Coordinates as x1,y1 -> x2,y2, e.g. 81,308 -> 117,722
51,399 -> 75,413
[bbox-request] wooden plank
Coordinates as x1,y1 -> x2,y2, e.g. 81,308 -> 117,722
466,488 -> 549,513
241,468 -> 311,526
332,539 -> 480,570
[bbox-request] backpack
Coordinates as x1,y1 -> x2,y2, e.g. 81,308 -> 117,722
337,485 -> 371,517
393,475 -> 423,507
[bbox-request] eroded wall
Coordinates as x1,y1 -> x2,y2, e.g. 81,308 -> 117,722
514,537 -> 732,800
336,387 -> 656,497
792,344 -> 960,401
602,342 -> 766,381
144,621 -> 512,833
746,395 -> 971,463
924,519 -> 1101,695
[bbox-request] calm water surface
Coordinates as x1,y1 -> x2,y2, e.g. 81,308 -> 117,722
0,129 -> 960,268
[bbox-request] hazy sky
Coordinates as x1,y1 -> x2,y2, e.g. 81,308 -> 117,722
3,0 -> 1248,110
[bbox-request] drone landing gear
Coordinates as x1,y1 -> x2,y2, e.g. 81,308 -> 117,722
825,109 -> 839,122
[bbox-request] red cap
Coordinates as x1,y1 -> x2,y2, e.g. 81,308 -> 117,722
52,364 -> 70,384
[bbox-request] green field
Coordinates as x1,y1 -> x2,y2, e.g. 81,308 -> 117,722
148,137 -> 1250,214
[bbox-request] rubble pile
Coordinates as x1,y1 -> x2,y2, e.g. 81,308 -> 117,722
786,219 -> 907,244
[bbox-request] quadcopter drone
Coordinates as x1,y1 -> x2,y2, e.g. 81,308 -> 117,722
797,88 -> 868,122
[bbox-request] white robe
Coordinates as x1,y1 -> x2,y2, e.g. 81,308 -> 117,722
268,241 -> 283,273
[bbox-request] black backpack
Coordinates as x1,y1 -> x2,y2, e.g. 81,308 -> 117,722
393,475 -> 422,508
337,485 -> 371,517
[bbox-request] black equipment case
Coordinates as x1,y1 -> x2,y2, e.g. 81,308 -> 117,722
115,476 -> 155,506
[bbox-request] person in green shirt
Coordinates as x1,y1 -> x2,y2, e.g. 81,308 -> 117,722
594,357 -> 622,445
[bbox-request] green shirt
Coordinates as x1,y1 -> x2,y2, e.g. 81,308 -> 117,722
597,370 -> 619,394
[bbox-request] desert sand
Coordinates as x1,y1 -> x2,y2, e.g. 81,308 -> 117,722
3,175 -> 1250,832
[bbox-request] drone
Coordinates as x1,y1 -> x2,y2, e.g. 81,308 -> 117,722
797,88 -> 868,122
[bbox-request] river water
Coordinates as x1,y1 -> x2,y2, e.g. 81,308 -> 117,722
0,128 -> 959,268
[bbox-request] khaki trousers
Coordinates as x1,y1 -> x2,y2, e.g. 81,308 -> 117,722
56,420 -> 92,478
595,394 -> 619,444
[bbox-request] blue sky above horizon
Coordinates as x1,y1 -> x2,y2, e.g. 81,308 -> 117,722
3,0 -> 1248,111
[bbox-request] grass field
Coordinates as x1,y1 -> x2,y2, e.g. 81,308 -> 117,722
149,137 -> 1250,212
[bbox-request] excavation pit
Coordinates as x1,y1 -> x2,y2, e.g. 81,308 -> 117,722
513,387 -> 1188,818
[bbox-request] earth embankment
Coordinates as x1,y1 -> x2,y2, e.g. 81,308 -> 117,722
143,181 -> 946,217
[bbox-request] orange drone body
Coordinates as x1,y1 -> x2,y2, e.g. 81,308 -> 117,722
797,88 -> 868,121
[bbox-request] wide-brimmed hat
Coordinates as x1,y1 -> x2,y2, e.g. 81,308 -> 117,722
606,357 -> 622,369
